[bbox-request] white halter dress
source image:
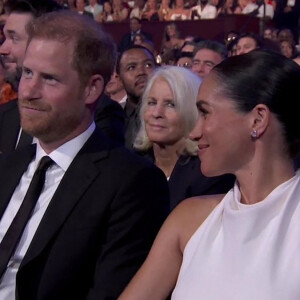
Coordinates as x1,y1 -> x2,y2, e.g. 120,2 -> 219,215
172,171 -> 300,300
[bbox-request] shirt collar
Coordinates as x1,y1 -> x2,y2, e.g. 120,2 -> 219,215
35,122 -> 96,172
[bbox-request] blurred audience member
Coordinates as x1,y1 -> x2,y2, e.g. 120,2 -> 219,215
158,0 -> 171,20
119,17 -> 152,52
176,51 -> 193,68
192,40 -> 227,79
105,68 -> 127,108
180,40 -> 197,53
235,32 -> 261,55
217,0 -> 242,15
280,38 -> 298,58
130,0 -> 145,18
274,0 -> 300,43
85,0 -> 103,20
0,56 -> 17,105
167,0 -> 191,20
97,0 -> 114,21
112,0 -> 129,21
142,0 -> 159,20
76,0 -> 94,18
191,0 -> 217,19
133,32 -> 146,45
224,30 -> 239,56
161,22 -> 185,54
277,28 -> 295,43
264,26 -> 274,39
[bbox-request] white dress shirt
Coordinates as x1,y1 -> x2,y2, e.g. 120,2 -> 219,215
0,122 -> 95,299
191,3 -> 217,19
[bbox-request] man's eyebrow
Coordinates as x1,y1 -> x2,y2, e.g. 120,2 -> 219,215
6,29 -> 17,35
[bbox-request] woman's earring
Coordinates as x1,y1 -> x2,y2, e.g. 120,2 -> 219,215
251,130 -> 258,138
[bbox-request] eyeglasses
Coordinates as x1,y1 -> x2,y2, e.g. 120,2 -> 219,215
177,62 -> 192,68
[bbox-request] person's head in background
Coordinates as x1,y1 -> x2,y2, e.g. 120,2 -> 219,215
134,65 -> 201,157
105,63 -> 127,106
235,32 -> 261,55
0,0 -> 62,79
264,27 -> 273,40
133,33 -> 146,45
280,39 -> 297,59
160,48 -> 179,65
129,16 -> 141,33
180,40 -> 196,53
192,40 -> 227,79
277,28 -> 295,44
116,45 -> 156,106
164,22 -> 180,40
176,51 -> 193,69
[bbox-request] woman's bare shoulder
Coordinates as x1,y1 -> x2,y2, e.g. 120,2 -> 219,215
171,194 -> 225,251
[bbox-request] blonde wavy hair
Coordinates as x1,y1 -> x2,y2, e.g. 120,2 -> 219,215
134,65 -> 201,156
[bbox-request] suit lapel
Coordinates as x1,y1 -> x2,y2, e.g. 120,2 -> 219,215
0,145 -> 36,218
21,129 -> 110,266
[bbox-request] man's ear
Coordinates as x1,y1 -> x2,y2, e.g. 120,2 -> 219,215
250,104 -> 270,138
84,74 -> 104,105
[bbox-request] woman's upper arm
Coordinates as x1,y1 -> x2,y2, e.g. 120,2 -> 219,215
118,195 -> 222,300
118,207 -> 185,300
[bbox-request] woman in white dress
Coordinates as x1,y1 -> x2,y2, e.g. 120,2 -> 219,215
118,50 -> 300,300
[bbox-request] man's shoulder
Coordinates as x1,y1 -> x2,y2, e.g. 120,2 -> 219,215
0,99 -> 18,114
141,30 -> 153,41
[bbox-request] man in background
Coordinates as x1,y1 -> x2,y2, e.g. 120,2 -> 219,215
0,0 -> 125,152
117,45 -> 156,148
191,40 -> 227,79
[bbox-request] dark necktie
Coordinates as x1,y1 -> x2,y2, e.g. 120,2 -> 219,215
0,156 -> 54,279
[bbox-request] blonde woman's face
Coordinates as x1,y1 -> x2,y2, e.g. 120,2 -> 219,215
144,78 -> 185,145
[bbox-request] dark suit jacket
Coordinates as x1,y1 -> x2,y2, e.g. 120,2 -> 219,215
0,99 -> 20,153
138,150 -> 235,210
118,30 -> 153,52
168,155 -> 235,210
0,128 -> 169,299
0,95 -> 125,153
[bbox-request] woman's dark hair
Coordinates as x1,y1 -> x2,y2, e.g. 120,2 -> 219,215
213,50 -> 300,157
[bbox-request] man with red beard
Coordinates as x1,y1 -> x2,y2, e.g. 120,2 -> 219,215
0,10 -> 169,299
117,45 -> 156,148
0,0 -> 125,153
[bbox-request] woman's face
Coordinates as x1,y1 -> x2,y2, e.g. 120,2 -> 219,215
134,35 -> 143,45
144,78 -> 185,145
166,24 -> 176,37
104,2 -> 112,12
190,73 -> 253,176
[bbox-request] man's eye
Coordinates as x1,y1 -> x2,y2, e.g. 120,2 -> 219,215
22,68 -> 33,78
145,63 -> 153,68
43,75 -> 58,85
127,65 -> 135,71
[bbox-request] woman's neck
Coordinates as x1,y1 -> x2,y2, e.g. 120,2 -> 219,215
236,155 -> 295,205
153,139 -> 185,178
